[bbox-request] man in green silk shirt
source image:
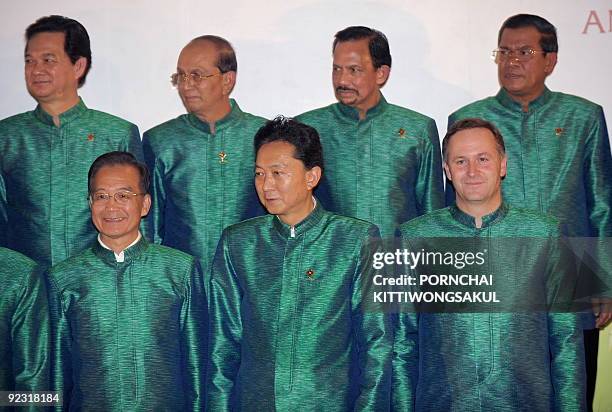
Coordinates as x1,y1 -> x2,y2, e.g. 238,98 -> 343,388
395,119 -> 585,411
207,117 -> 392,411
447,14 -> 612,405
0,16 -> 142,268
143,35 -> 266,280
0,248 -> 50,406
47,152 -> 206,410
297,26 -> 444,237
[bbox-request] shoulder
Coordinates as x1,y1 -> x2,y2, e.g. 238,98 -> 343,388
400,207 -> 450,234
85,108 -> 138,130
548,91 -> 603,114
143,115 -> 189,145
145,243 -> 197,267
384,102 -> 435,124
0,110 -> 33,126
296,104 -> 337,123
223,215 -> 275,238
47,247 -> 97,282
505,206 -> 560,234
450,96 -> 498,120
324,211 -> 379,237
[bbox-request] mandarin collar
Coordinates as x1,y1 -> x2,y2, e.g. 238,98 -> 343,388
92,235 -> 149,266
336,94 -> 388,121
186,98 -> 242,134
495,87 -> 552,113
449,202 -> 509,229
272,199 -> 325,239
34,97 -> 88,127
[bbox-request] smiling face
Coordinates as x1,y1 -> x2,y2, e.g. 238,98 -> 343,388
25,31 -> 85,107
90,164 -> 151,251
254,141 -> 320,226
176,40 -> 234,121
332,39 -> 389,118
444,127 -> 507,215
497,26 -> 557,106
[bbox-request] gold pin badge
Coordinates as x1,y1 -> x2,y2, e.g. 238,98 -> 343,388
218,151 -> 227,163
87,133 -> 95,141
555,128 -> 563,137
306,269 -> 315,280
398,128 -> 406,137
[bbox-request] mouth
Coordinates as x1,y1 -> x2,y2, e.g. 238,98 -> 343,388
103,217 -> 126,223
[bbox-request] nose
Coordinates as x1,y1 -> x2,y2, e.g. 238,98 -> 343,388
334,68 -> 350,87
262,174 -> 275,191
467,161 -> 478,176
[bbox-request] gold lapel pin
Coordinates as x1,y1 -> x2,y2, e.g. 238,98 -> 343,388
306,269 -> 315,280
87,133 -> 95,141
218,151 -> 227,163
398,128 -> 406,137
555,127 -> 563,137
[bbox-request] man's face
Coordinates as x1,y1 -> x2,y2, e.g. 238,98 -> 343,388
25,32 -> 84,104
176,41 -> 232,118
332,39 -> 387,114
255,141 -> 320,224
90,165 -> 151,247
444,128 -> 507,211
497,26 -> 557,104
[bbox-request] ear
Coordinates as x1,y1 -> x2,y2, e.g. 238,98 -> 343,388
544,52 -> 557,76
305,166 -> 322,191
222,71 -> 236,95
500,155 -> 508,178
73,56 -> 87,82
376,65 -> 391,87
141,194 -> 152,217
443,162 -> 452,182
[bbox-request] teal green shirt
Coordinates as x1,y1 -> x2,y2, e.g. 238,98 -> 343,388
394,204 -> 585,411
47,238 -> 206,411
448,88 -> 612,237
143,99 -> 266,278
0,99 -> 143,267
297,95 -> 444,237
0,247 -> 49,408
207,204 -> 392,411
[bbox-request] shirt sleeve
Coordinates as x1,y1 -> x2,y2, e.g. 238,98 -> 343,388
180,258 -> 208,410
352,225 -> 393,411
206,230 -> 242,411
142,134 -> 166,244
415,118 -> 444,215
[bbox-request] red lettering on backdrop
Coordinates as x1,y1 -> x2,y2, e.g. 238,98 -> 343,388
582,10 -> 605,34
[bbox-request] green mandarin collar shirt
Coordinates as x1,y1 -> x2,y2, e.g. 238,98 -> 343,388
393,204 -> 585,411
207,203 -> 392,411
0,247 -> 50,409
448,87 -> 612,237
297,95 -> 444,238
143,99 -> 266,280
0,98 -> 143,268
47,237 -> 206,411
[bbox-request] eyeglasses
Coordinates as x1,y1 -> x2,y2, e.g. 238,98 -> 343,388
90,191 -> 144,204
491,48 -> 547,63
170,71 -> 222,87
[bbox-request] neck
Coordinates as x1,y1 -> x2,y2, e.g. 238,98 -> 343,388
356,93 -> 381,120
455,197 -> 502,229
39,94 -> 80,126
506,86 -> 545,113
279,196 -> 315,227
100,232 -> 140,255
194,99 -> 232,132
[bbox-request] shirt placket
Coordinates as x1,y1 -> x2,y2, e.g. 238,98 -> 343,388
49,124 -> 68,264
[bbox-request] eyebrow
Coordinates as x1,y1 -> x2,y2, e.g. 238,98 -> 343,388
255,163 -> 288,169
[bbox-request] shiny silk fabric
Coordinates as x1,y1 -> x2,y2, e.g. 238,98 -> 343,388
297,95 -> 444,238
46,238 -> 206,411
207,204 -> 393,411
448,88 -> 612,238
395,204 -> 586,412
0,247 -> 50,411
0,99 -> 143,268
143,99 -> 266,280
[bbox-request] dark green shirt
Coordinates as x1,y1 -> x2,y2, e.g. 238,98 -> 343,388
207,204 -> 392,411
143,100 -> 266,279
0,99 -> 143,267
0,247 -> 49,410
47,238 -> 206,411
394,204 -> 585,411
297,96 -> 444,237
448,88 -> 612,237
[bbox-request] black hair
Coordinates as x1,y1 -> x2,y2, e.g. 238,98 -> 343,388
191,35 -> 237,73
333,26 -> 392,69
88,152 -> 150,195
254,116 -> 324,172
443,118 -> 506,161
26,15 -> 92,87
498,14 -> 558,53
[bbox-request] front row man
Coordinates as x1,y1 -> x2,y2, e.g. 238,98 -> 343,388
395,118 -> 586,411
206,117 -> 393,410
46,152 -> 206,410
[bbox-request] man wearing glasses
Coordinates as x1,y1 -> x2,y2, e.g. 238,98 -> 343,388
447,14 -> 612,408
0,15 -> 142,268
47,151 -> 206,410
143,35 -> 266,282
